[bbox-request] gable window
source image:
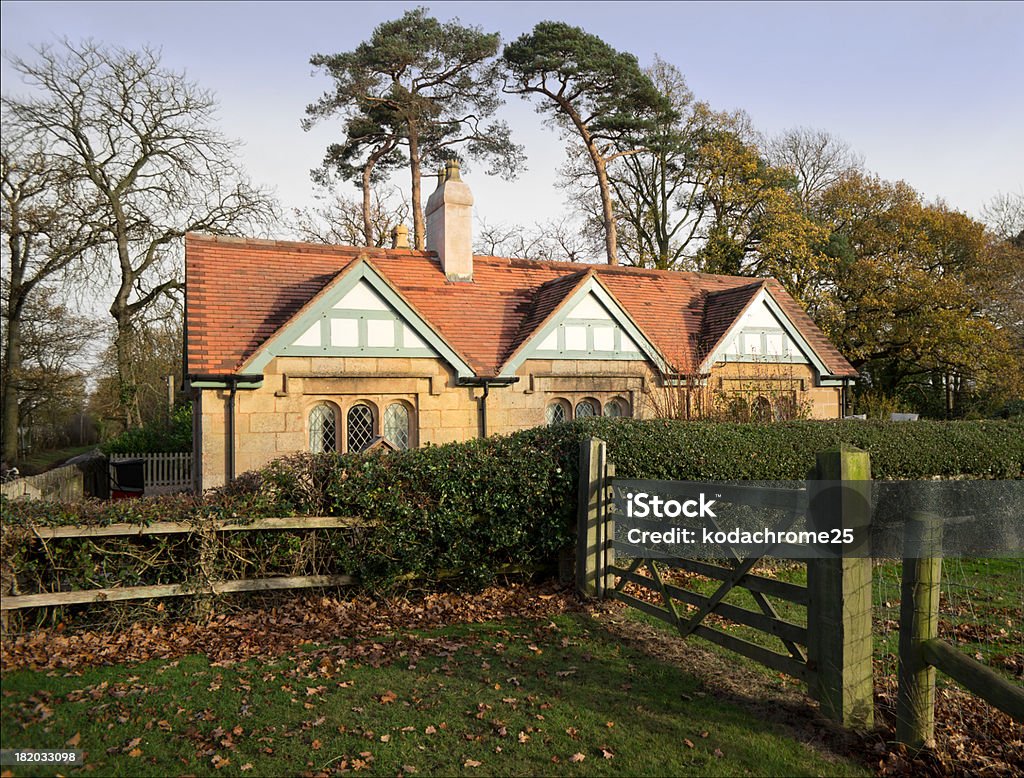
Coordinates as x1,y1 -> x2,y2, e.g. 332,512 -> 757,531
347,404 -> 375,452
546,400 -> 569,425
309,403 -> 338,453
383,402 -> 411,450
575,399 -> 599,418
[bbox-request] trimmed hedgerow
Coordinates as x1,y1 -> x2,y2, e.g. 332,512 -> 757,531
2,419 -> 1021,600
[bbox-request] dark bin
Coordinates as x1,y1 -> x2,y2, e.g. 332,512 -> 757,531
110,458 -> 145,500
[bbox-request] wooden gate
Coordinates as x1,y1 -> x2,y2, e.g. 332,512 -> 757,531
576,437 -> 875,729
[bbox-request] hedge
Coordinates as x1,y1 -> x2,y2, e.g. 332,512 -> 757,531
3,419 -> 1022,602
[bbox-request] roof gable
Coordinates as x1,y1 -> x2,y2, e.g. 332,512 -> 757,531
699,286 -> 832,376
499,273 -> 667,376
240,258 -> 475,377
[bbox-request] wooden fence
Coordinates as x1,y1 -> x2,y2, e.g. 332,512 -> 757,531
576,437 -> 874,729
896,514 -> 1024,746
577,436 -> 1023,739
0,465 -> 84,501
109,452 -> 192,494
0,516 -> 363,613
1,453 -> 108,501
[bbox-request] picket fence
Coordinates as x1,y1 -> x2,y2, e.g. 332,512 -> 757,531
109,452 -> 192,494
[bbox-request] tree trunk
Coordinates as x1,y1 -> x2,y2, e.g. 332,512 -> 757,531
2,315 -> 22,463
589,148 -> 618,265
361,163 -> 374,247
113,317 -> 140,430
408,131 -> 425,251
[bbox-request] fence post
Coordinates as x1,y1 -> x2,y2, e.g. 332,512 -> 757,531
895,512 -> 943,749
807,446 -> 874,729
602,462 -> 616,597
576,438 -> 607,598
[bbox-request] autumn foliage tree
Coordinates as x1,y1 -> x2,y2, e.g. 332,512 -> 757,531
815,173 -> 1023,415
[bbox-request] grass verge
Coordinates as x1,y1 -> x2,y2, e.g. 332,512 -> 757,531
1,614 -> 868,777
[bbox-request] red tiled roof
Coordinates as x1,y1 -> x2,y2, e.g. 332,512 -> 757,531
185,234 -> 857,378
698,281 -> 766,357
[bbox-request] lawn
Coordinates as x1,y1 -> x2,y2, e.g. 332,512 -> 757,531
0,613 -> 869,777
621,557 -> 1022,680
11,445 -> 96,477
617,556 -> 1024,773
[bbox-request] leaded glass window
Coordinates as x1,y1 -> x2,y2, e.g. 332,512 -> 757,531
603,399 -> 623,418
546,402 -> 567,425
752,396 -> 772,422
347,404 -> 375,452
309,403 -> 337,453
383,403 -> 411,450
575,399 -> 598,418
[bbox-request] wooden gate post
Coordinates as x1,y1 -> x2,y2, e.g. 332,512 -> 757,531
576,438 -> 609,599
807,446 -> 874,729
895,512 -> 943,749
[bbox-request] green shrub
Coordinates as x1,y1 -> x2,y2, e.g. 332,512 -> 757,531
4,418 -> 1021,600
101,404 -> 192,454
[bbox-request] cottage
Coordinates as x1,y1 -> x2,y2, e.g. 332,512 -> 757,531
184,162 -> 857,490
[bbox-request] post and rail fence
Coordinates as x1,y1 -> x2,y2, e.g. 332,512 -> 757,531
575,436 -> 1023,740
895,514 -> 1024,747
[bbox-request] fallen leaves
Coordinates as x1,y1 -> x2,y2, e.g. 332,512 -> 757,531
569,752 -> 586,763
2,583 -> 578,672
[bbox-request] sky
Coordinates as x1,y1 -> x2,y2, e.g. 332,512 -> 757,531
2,0 -> 1022,231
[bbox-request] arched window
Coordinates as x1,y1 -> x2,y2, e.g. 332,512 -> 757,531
347,404 -> 375,452
383,402 -> 411,450
752,396 -> 772,422
308,403 -> 337,453
574,399 -> 598,419
603,398 -> 628,418
726,397 -> 750,422
546,400 -> 568,425
774,395 -> 797,421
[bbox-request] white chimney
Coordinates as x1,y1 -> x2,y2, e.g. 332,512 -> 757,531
425,160 -> 474,282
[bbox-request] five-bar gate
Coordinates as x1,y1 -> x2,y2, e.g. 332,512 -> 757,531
576,437 -> 875,729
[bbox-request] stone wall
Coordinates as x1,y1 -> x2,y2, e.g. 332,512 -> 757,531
194,354 -> 843,489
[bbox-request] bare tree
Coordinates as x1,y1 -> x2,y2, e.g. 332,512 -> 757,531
982,190 -> 1024,245
766,127 -> 863,210
1,124 -> 100,462
474,215 -> 598,263
291,180 -> 409,247
4,40 -> 277,428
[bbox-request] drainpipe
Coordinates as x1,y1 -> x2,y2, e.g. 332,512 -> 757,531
185,373 -> 262,488
226,378 -> 238,482
479,381 -> 490,439
455,377 -> 520,439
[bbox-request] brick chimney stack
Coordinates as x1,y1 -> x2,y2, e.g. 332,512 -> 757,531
425,160 -> 474,282
391,223 -> 409,249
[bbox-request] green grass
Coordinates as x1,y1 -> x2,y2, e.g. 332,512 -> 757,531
622,558 -> 1023,686
1,614 -> 869,777
13,445 -> 96,476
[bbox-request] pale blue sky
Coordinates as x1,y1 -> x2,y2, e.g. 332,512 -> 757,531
2,0 -> 1021,228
